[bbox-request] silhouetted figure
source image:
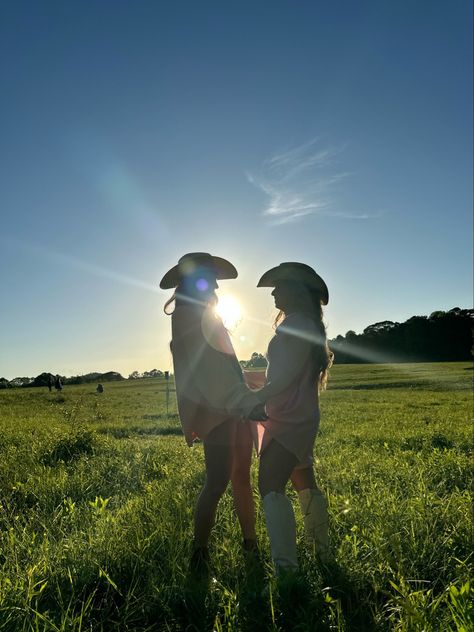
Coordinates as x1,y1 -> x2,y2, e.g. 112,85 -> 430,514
96,383 -> 104,393
48,374 -> 53,392
253,262 -> 333,574
54,375 -> 63,391
160,252 -> 266,577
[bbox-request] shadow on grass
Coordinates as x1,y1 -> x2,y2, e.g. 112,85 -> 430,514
169,560 -> 381,631
325,568 -> 380,632
259,559 -> 382,632
32,557 -> 382,632
96,425 -> 183,439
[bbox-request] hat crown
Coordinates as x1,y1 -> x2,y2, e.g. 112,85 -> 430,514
278,262 -> 316,275
178,252 -> 213,265
177,253 -> 217,278
159,253 -> 237,289
257,261 -> 329,305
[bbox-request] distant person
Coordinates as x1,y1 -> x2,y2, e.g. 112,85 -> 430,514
246,263 -> 333,576
160,252 -> 266,577
96,383 -> 104,393
47,374 -> 53,392
54,375 -> 63,391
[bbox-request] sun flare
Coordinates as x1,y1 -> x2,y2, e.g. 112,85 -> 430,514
215,295 -> 243,330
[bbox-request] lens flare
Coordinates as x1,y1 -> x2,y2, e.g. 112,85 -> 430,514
196,278 -> 209,292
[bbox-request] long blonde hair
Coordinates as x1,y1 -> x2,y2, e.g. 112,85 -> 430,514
274,286 -> 333,390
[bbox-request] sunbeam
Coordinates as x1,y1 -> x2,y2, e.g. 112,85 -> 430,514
2,236 -> 158,293
241,311 -> 459,387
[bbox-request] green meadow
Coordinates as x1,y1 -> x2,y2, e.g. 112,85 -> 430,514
0,363 -> 472,631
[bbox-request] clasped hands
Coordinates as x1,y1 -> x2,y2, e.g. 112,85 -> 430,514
246,402 -> 268,421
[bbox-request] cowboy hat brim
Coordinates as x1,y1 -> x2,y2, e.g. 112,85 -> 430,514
160,253 -> 238,289
257,262 -> 329,305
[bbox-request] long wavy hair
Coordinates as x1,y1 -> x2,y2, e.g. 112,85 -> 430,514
274,284 -> 333,390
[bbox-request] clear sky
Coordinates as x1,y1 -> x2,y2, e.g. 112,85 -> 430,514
1,1 -> 472,380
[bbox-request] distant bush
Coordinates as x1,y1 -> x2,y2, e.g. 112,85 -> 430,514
10,377 -> 33,387
128,369 -> 164,379
65,371 -> 125,385
241,352 -> 268,368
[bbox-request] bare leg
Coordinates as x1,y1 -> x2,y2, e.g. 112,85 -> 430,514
193,438 -> 233,548
259,439 -> 299,497
230,422 -> 256,541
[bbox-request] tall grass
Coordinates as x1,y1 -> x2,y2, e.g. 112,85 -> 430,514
0,363 -> 472,630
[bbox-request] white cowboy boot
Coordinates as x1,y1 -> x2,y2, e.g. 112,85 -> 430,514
262,491 -> 298,574
298,488 -> 332,564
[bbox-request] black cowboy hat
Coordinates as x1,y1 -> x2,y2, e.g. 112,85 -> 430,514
159,252 -> 238,289
257,262 -> 329,305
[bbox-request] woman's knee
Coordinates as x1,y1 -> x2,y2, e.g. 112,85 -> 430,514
231,458 -> 251,485
202,477 -> 229,501
231,475 -> 252,497
258,440 -> 298,498
258,472 -> 285,498
291,466 -> 317,491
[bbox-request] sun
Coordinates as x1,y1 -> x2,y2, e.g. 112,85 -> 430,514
215,294 -> 243,330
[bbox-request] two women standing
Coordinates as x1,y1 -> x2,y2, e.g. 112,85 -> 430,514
160,253 -> 332,578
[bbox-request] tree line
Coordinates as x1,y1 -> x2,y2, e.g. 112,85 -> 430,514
329,307 -> 473,363
0,371 -> 125,389
0,370 -> 173,389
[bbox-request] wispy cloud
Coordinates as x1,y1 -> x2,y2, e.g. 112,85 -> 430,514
247,139 -> 381,224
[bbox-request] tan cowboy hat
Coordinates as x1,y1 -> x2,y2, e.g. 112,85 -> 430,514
257,262 -> 329,305
159,252 -> 238,289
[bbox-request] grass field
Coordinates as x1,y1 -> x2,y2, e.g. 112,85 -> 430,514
0,363 -> 472,631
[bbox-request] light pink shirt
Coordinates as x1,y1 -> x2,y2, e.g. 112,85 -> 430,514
245,313 -> 321,463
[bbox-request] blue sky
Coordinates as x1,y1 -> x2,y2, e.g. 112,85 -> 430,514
0,1 -> 472,380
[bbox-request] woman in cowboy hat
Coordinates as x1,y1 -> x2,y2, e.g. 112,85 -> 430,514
160,252 -> 266,575
247,262 -> 333,576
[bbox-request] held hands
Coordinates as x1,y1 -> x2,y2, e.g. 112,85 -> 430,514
246,402 -> 268,421
243,369 -> 267,390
